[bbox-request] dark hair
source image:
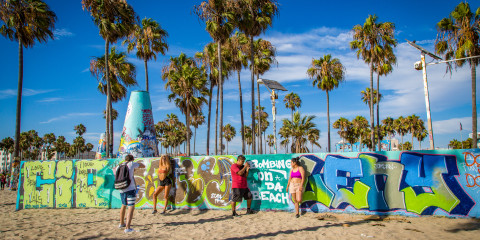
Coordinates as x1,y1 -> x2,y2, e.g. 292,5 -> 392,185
125,154 -> 134,162
291,157 -> 300,164
237,155 -> 246,161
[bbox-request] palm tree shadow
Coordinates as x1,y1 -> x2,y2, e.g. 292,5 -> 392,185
444,219 -> 480,233
164,215 -> 234,226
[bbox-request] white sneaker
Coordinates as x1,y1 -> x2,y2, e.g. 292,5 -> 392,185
124,228 -> 134,233
118,224 -> 126,229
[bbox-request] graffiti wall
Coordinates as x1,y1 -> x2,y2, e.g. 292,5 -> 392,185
16,149 -> 480,218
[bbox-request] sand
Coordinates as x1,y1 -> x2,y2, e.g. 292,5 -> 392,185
1,190 -> 479,240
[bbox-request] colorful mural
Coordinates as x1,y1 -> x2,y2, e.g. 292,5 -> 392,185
95,133 -> 106,159
117,91 -> 159,159
16,149 -> 480,218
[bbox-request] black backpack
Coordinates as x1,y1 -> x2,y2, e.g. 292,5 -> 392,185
114,163 -> 131,190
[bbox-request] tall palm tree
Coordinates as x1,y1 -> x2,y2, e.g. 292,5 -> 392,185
124,17 -> 168,92
223,124 -> 236,154
351,14 -> 396,151
0,137 -> 14,171
195,0 -> 235,155
307,54 -> 346,152
352,116 -> 369,151
90,47 -> 137,151
266,134 -> 274,154
284,92 -> 302,122
382,117 -> 395,150
404,115 -> 421,149
415,127 -> 427,150
0,0 -> 56,162
227,32 -> 249,154
74,124 -> 86,137
435,2 -> 480,148
393,116 -> 408,146
243,125 -> 253,153
82,0 -> 136,157
333,117 -> 352,152
191,112 -> 205,155
162,53 -> 208,156
235,0 -> 279,154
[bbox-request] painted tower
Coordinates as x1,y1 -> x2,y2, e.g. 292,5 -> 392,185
95,133 -> 106,159
118,91 -> 159,158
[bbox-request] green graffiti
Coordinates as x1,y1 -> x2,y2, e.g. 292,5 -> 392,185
55,178 -> 73,208
335,181 -> 370,209
303,174 -> 334,207
22,161 -> 56,209
56,160 -> 73,178
402,168 -> 460,214
75,160 -> 109,208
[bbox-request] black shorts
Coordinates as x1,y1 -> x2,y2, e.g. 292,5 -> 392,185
159,177 -> 172,186
232,188 -> 252,202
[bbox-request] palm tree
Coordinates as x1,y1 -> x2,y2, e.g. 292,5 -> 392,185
195,0 -> 235,156
435,2 -> 479,148
243,125 -> 253,153
235,0 -> 279,154
352,116 -> 369,151
74,124 -> 86,137
393,116 -> 408,146
191,112 -> 205,155
307,54 -> 346,152
82,0 -> 136,157
90,47 -> 137,152
404,115 -> 421,148
103,108 -> 119,121
280,111 -> 318,153
266,134 -> 274,154
42,133 -> 56,160
333,117 -> 352,152
360,88 -> 382,106
0,137 -> 14,171
351,14 -> 396,151
227,32 -> 249,154
162,53 -> 208,156
307,128 -> 321,153
448,139 -> 462,149
415,127 -> 427,150
382,117 -> 395,150
124,17 -> 168,92
223,124 -> 236,154
284,93 -> 302,122
0,0 -> 56,163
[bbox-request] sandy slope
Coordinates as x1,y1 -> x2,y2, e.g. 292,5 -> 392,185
1,190 -> 479,240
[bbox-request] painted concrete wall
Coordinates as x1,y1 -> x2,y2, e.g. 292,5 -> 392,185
16,149 -> 480,218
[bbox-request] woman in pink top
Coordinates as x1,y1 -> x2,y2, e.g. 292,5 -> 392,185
286,157 -> 305,218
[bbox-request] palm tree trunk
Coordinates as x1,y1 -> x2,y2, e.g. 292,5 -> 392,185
215,85 -> 219,155
471,63 -> 477,148
250,35 -> 256,154
218,42 -> 224,155
237,70 -> 245,154
13,40 -> 23,163
326,90 -> 331,152
369,64 -> 375,151
194,128 -> 196,155
206,78 -> 213,155
109,100 -> 113,156
144,59 -> 149,92
105,39 -> 111,158
376,74 -> 380,151
257,78 -> 262,154
186,99 -> 190,156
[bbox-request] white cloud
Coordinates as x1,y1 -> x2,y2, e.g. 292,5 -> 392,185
0,88 -> 57,99
433,116 -> 476,135
40,112 -> 100,124
54,28 -> 74,39
37,97 -> 63,103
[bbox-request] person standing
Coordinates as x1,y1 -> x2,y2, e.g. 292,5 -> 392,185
152,155 -> 173,214
117,154 -> 145,233
230,155 -> 253,217
0,175 -> 5,190
286,157 -> 305,218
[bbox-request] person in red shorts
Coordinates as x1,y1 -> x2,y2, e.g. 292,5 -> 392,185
230,155 -> 253,217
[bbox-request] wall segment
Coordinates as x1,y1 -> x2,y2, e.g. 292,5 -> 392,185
16,149 -> 480,218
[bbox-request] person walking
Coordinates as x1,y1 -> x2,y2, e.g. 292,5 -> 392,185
152,155 -> 173,214
286,157 -> 305,218
230,155 -> 253,217
0,175 -> 5,190
117,154 -> 145,233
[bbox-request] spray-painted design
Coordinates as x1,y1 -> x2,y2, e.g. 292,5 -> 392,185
15,149 -> 480,218
117,91 -> 159,158
95,133 -> 106,159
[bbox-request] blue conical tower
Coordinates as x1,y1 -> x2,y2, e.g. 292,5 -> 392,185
118,91 -> 159,158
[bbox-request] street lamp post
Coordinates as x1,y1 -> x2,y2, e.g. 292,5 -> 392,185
257,78 -> 287,154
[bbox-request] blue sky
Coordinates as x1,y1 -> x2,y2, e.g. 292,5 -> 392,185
0,0 -> 478,155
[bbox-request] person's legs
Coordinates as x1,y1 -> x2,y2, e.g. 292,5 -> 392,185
124,190 -> 136,231
231,201 -> 239,216
125,205 -> 135,229
292,193 -> 299,216
152,186 -> 165,212
163,185 -> 171,213
120,205 -> 127,226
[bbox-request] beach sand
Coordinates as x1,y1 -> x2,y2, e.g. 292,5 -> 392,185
1,190 -> 479,240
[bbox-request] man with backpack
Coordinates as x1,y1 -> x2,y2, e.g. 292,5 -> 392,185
115,154 -> 145,233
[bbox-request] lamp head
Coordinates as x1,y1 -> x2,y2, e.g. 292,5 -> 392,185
257,79 -> 264,84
